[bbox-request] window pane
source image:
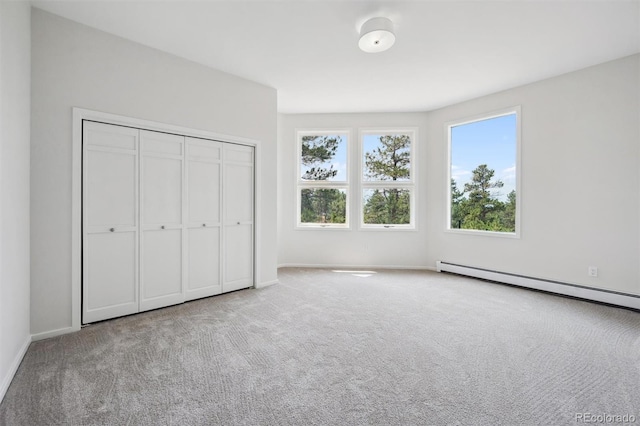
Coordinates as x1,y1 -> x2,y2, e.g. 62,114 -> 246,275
300,188 -> 347,224
300,134 -> 347,181
363,188 -> 410,225
363,134 -> 411,181
450,113 -> 517,232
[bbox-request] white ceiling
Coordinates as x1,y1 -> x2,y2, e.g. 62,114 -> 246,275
32,0 -> 640,114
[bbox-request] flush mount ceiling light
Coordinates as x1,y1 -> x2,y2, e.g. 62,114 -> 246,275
358,17 -> 396,53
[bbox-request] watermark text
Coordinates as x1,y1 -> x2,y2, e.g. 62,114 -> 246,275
576,413 -> 636,424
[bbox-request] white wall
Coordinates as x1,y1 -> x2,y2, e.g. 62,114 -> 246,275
278,112 -> 429,269
426,54 -> 640,296
0,2 -> 31,400
278,55 -> 640,297
31,9 -> 278,337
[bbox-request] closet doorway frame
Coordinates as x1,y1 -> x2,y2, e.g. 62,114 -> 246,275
71,107 -> 262,332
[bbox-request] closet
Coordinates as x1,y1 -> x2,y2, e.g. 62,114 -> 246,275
82,121 -> 254,323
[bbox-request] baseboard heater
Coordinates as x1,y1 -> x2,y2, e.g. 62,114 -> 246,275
436,261 -> 640,311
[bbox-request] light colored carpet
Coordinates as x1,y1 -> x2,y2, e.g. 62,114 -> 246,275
1,268 -> 639,425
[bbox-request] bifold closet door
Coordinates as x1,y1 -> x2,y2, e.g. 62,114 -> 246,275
139,130 -> 185,312
223,144 -> 254,292
185,139 -> 222,301
83,120 -> 255,324
83,122 -> 139,323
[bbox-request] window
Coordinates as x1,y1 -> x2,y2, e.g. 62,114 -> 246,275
360,130 -> 416,229
447,107 -> 520,235
297,131 -> 349,228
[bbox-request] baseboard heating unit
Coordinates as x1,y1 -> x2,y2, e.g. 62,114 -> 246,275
436,261 -> 640,311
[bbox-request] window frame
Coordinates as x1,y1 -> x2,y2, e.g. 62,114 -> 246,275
295,129 -> 351,230
445,106 -> 521,238
358,128 -> 417,231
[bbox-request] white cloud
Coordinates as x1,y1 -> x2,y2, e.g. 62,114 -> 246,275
332,161 -> 347,179
501,165 -> 516,181
451,165 -> 471,181
495,164 -> 517,200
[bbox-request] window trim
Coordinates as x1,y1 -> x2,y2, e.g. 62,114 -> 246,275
295,129 -> 351,230
358,128 -> 417,231
445,106 -> 521,238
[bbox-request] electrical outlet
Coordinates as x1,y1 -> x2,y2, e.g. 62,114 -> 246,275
588,266 -> 598,277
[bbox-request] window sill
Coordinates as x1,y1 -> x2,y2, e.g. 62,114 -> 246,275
295,224 -> 351,231
360,225 -> 416,232
445,228 -> 520,239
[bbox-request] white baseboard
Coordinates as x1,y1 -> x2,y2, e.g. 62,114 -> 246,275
436,261 -> 640,310
31,326 -> 79,342
278,263 -> 436,272
256,279 -> 279,289
0,335 -> 30,403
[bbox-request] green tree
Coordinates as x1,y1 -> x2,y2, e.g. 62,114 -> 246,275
364,189 -> 410,224
451,164 -> 515,232
363,135 -> 411,224
463,164 -> 504,225
301,188 -> 346,224
364,135 -> 411,181
301,135 -> 340,181
500,190 -> 516,232
450,179 -> 465,228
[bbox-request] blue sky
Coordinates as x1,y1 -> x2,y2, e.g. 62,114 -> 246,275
450,113 -> 517,201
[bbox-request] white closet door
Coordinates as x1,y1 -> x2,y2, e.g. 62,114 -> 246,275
223,144 -> 254,292
185,139 -> 222,300
83,121 -> 139,323
140,130 -> 185,312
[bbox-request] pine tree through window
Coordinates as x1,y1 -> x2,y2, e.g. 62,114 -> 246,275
448,108 -> 520,235
361,130 -> 415,229
297,131 -> 349,228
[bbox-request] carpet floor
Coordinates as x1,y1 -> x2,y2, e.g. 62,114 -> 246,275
1,268 -> 639,425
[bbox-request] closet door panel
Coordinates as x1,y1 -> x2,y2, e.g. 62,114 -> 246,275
188,161 -> 220,223
143,156 -> 182,225
141,229 -> 183,311
224,162 -> 253,224
186,227 -> 221,299
84,232 -> 138,322
224,224 -> 253,291
84,121 -> 137,150
86,151 -> 136,228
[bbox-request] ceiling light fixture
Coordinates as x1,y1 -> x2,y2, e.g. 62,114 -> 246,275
358,17 -> 396,53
